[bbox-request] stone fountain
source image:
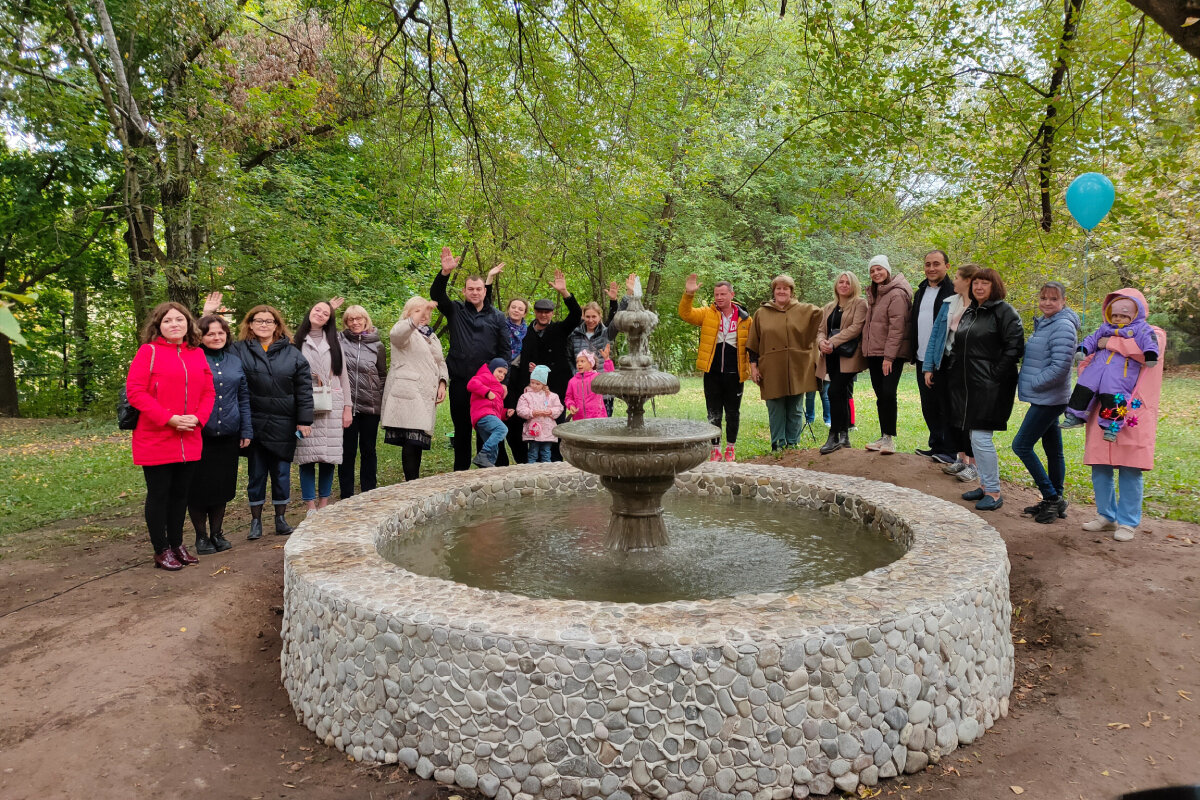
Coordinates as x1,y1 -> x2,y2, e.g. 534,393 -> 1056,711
555,283 -> 718,550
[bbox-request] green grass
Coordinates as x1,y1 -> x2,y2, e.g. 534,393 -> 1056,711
3,372 -> 1198,545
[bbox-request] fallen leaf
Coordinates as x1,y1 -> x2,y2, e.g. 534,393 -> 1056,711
229,704 -> 242,710
1107,722 -> 1131,730
1011,787 -> 1025,795
1015,638 -> 1027,644
1183,16 -> 1199,27
1178,690 -> 1193,701
1088,632 -> 1103,637
1102,770 -> 1110,776
179,627 -> 187,632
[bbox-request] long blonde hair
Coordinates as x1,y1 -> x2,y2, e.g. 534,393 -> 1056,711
833,271 -> 862,306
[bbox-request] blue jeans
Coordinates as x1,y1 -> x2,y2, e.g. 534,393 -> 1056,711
1092,465 -> 1144,528
765,395 -> 804,449
299,462 -> 334,502
804,380 -> 831,425
526,441 -> 552,463
247,442 -> 291,507
969,430 -> 1001,493
1011,403 -> 1066,501
476,415 -> 508,461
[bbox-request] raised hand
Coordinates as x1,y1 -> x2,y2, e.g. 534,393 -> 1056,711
684,273 -> 700,295
486,262 -> 506,284
550,269 -> 568,297
601,343 -> 611,360
202,291 -> 222,315
625,272 -> 638,294
607,281 -> 620,301
440,246 -> 461,276
329,296 -> 345,311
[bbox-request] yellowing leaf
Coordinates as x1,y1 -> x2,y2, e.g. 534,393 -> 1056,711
179,627 -> 187,632
1182,16 -> 1199,27
1107,722 -> 1130,730
1178,690 -> 1193,701
1011,787 -> 1024,795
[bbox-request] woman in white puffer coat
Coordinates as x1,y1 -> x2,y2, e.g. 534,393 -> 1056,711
293,300 -> 352,513
381,296 -> 449,482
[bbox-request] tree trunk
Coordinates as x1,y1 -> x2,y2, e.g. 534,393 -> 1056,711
1039,0 -> 1086,232
1124,0 -> 1200,61
644,192 -> 676,312
72,281 -> 94,412
0,333 -> 18,417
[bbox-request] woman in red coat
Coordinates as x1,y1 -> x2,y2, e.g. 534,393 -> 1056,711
125,302 -> 215,570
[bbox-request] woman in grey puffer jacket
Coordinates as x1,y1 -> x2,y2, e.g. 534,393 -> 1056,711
1013,281 -> 1080,524
338,305 -> 387,498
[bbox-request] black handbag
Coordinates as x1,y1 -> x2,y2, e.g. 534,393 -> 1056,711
118,345 -> 155,430
829,328 -> 860,358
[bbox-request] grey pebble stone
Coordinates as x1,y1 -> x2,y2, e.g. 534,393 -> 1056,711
455,764 -> 479,788
434,767 -> 455,784
957,717 -> 980,744
833,773 -> 859,793
398,747 -> 418,768
908,700 -> 932,725
478,774 -> 502,797
904,750 -> 929,774
416,756 -> 434,779
828,758 -> 851,778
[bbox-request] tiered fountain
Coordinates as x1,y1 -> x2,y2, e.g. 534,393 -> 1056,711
280,285 -> 1014,798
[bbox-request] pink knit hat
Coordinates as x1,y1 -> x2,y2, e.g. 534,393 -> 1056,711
577,350 -> 597,369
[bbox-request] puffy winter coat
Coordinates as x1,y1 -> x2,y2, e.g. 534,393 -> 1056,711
947,299 -> 1025,432
568,321 -> 613,374
431,271 -> 510,382
294,331 -> 351,466
677,293 -> 752,380
508,295 -> 583,407
564,360 -> 614,420
232,337 -> 314,462
201,345 -> 253,440
340,328 -> 386,415
381,318 -> 449,436
1017,307 -> 1080,406
746,299 -> 822,401
922,295 -> 968,374
467,363 -> 508,425
516,387 -> 565,441
126,338 -> 216,467
863,273 -> 914,360
815,298 -> 868,380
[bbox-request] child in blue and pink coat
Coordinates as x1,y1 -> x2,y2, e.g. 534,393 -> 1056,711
516,364 -> 564,463
1061,290 -> 1159,442
564,347 -> 613,421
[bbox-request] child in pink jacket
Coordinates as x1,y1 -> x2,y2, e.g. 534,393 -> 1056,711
516,364 -> 564,463
564,348 -> 613,421
467,358 -> 513,468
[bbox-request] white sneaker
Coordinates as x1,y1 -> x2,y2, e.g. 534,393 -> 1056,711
1082,517 -> 1118,532
1113,525 -> 1136,542
865,437 -> 885,451
879,435 -> 895,454
955,465 -> 979,483
942,460 -> 967,475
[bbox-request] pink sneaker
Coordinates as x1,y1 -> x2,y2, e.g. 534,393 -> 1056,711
709,447 -> 723,462
723,444 -> 736,462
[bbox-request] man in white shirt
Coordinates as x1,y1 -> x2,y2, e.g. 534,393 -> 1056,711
910,250 -> 957,463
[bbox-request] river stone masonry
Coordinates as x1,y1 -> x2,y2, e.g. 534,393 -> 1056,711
282,463 -> 1014,798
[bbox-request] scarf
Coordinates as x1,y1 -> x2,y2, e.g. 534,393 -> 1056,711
417,324 -> 434,338
505,318 -> 527,361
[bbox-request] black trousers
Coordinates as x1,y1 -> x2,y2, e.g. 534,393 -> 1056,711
826,359 -> 857,436
867,356 -> 906,437
703,371 -> 744,445
339,412 -> 380,498
916,368 -> 954,456
143,461 -> 199,553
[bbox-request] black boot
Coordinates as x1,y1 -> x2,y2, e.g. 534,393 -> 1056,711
190,503 -> 216,554
819,432 -> 842,455
248,505 -> 263,540
211,531 -> 233,551
274,503 -> 293,536
195,532 -> 217,555
837,431 -> 850,448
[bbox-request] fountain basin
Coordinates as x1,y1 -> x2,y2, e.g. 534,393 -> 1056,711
282,463 -> 1014,797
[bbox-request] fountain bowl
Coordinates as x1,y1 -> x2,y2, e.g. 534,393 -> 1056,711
282,463 -> 1014,798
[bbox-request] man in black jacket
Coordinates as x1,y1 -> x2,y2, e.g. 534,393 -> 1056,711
431,246 -> 510,471
910,249 -> 957,463
505,269 -> 581,462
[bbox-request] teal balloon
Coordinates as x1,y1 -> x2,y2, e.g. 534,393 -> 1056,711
1065,173 -> 1115,230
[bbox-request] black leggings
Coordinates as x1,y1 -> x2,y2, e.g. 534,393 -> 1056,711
339,412 -> 380,498
826,360 -> 857,436
867,356 -> 906,437
143,461 -> 198,553
703,371 -> 744,445
401,444 -> 424,482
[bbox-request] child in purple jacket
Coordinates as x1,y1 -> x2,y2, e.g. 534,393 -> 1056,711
1061,290 -> 1159,442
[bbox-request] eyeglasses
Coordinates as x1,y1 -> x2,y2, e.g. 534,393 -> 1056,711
251,318 -> 276,326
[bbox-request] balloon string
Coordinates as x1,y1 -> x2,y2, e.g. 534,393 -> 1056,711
1081,231 -> 1092,330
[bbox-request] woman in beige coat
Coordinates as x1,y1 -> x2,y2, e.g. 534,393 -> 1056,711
746,275 -> 822,450
861,255 -> 913,454
382,296 -> 449,481
815,271 -> 868,455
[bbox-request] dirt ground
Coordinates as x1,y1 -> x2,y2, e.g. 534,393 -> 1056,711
1,449 -> 1197,800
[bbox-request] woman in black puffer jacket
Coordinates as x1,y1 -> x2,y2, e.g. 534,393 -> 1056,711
947,268 -> 1024,512
338,305 -> 387,498
232,305 -> 314,540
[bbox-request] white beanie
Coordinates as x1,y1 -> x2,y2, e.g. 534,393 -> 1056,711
867,255 -> 891,275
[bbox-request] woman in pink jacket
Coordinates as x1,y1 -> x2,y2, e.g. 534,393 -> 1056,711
125,302 -> 216,571
1078,289 -> 1166,543
564,347 -> 614,421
